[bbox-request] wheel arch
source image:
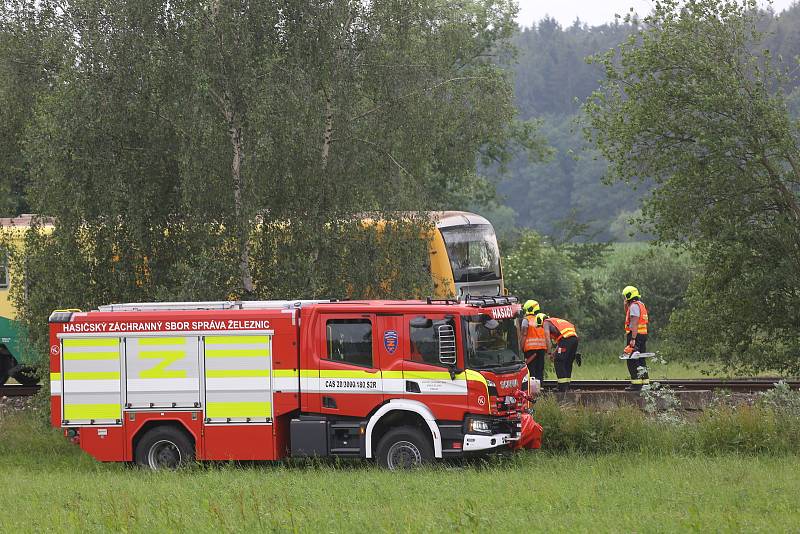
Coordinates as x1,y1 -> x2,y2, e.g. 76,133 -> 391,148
130,419 -> 196,460
365,400 -> 442,459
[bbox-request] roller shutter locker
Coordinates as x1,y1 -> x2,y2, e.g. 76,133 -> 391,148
204,335 -> 272,423
61,337 -> 122,425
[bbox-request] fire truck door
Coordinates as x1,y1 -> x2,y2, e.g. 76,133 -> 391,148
317,313 -> 382,418
403,314 -> 468,419
376,314 -> 404,400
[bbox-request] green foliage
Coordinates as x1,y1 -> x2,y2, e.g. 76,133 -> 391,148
535,388 -> 800,455
502,230 -> 584,319
3,0 -> 544,366
504,232 -> 695,342
585,0 -> 800,373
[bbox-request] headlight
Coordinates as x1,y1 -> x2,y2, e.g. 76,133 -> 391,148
468,418 -> 491,434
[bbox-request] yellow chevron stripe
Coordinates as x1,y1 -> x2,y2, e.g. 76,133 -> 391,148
206,369 -> 270,378
64,403 -> 120,420
206,335 -> 269,345
206,348 -> 270,358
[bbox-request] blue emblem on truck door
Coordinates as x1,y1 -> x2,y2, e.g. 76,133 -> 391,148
383,330 -> 398,354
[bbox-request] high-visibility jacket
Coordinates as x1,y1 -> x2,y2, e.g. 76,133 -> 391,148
625,300 -> 649,335
524,314 -> 547,351
546,318 -> 577,343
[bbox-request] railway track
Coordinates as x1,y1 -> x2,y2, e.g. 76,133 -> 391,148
542,378 -> 800,393
0,384 -> 41,397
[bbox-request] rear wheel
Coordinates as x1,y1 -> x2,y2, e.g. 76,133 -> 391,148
134,426 -> 194,470
375,426 -> 433,470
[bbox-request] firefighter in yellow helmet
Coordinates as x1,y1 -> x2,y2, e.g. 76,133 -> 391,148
520,300 -> 546,382
536,313 -> 579,392
622,285 -> 650,391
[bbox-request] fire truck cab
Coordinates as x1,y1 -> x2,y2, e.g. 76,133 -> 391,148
49,297 -> 542,469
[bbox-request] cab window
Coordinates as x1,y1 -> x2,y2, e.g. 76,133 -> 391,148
326,319 -> 373,367
409,316 -> 455,366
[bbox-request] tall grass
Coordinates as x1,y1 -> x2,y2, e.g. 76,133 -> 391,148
1,405 -> 799,531
534,393 -> 800,455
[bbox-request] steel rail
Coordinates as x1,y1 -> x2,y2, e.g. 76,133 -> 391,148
0,384 -> 42,397
542,378 -> 800,393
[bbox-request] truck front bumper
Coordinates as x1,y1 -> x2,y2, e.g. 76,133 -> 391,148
463,432 -> 517,451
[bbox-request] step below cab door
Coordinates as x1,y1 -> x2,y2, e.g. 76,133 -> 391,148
317,313 -> 383,417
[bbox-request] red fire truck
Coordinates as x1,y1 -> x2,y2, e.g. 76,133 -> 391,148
49,297 -> 542,469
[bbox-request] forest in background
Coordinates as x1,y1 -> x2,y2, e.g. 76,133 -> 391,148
484,1 -> 800,241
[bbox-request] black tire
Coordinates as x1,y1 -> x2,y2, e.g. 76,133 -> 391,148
134,426 -> 194,470
9,365 -> 39,386
375,426 -> 434,470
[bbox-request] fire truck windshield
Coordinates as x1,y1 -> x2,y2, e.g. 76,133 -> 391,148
463,315 -> 524,371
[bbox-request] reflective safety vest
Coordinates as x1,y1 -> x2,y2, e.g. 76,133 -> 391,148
625,300 -> 649,335
546,318 -> 577,343
524,315 -> 547,351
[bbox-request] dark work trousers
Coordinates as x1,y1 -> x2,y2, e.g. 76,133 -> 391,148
554,336 -> 579,392
525,350 -> 546,382
626,333 -> 649,387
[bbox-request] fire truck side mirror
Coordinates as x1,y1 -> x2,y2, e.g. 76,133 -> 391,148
437,324 -> 457,367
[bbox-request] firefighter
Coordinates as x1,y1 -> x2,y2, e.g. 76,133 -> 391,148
622,285 -> 650,391
520,300 -> 546,382
536,313 -> 579,392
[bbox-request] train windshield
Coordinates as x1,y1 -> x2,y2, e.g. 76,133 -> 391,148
439,224 -> 501,284
463,315 -> 524,371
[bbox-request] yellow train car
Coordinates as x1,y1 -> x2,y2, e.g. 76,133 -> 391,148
429,211 -> 505,299
0,212 -> 503,363
0,215 -> 54,366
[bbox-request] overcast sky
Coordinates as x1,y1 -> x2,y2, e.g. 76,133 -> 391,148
516,0 -> 798,28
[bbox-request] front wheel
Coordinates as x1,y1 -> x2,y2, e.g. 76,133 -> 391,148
375,426 -> 433,470
134,426 -> 194,470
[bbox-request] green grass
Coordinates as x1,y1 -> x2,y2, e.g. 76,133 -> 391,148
2,410 -> 800,532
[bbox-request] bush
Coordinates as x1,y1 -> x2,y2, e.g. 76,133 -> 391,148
532,385 -> 800,455
503,231 -> 585,319
503,235 -> 695,343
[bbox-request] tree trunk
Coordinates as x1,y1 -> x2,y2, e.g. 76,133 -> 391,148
224,102 -> 255,296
